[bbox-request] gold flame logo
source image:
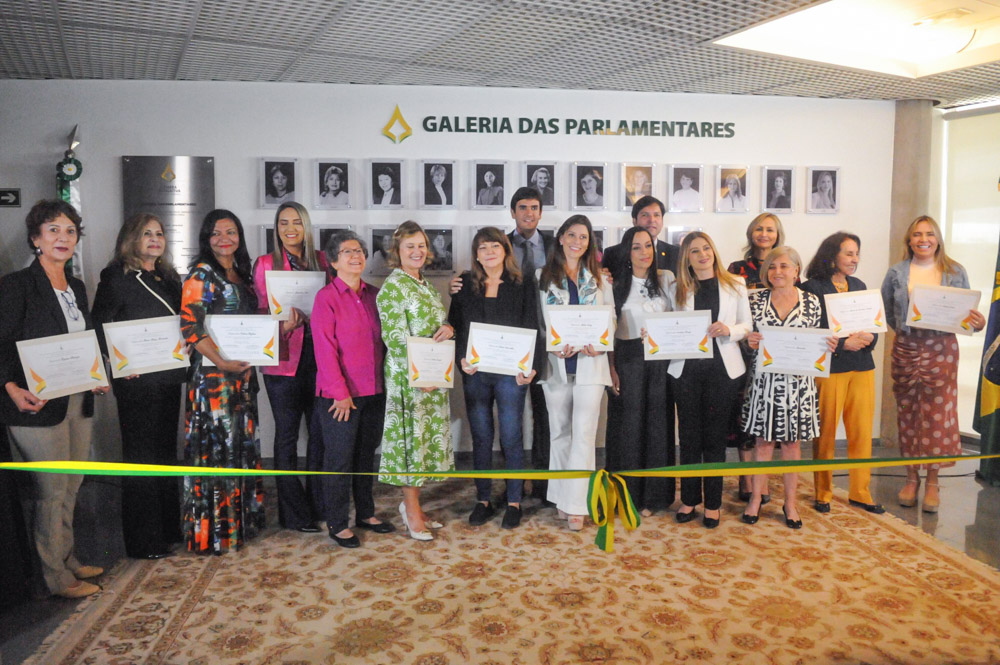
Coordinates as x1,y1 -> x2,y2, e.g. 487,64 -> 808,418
161,163 -> 176,182
382,105 -> 413,143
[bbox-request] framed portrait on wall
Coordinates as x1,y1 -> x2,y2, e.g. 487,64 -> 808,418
806,167 -> 839,213
523,162 -> 556,207
424,227 -> 455,274
421,160 -> 456,209
665,226 -> 702,247
472,161 -> 506,209
761,166 -> 793,213
572,162 -> 606,211
260,158 -> 297,209
591,226 -> 609,254
668,164 -> 703,213
367,226 -> 397,276
621,163 -> 654,211
314,224 -> 354,255
368,160 -> 404,209
258,225 -> 275,256
315,159 -> 351,210
716,165 -> 749,213
537,226 -> 557,247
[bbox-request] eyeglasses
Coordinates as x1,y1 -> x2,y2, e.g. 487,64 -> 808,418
338,248 -> 365,257
59,290 -> 80,321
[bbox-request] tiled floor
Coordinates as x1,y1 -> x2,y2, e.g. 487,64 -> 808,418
1,446 -> 998,665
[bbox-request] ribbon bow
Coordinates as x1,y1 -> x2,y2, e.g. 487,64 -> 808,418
587,469 -> 639,552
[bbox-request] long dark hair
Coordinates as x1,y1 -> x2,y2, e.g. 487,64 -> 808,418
612,227 -> 661,319
805,231 -> 861,281
191,209 -> 253,285
539,215 -> 602,292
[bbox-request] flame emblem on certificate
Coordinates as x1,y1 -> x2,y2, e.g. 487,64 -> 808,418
90,357 -> 103,381
911,303 -> 922,322
172,341 -> 185,361
112,345 -> 129,371
961,314 -> 974,331
874,308 -> 884,328
761,346 -> 774,367
444,362 -> 453,383
469,345 -> 480,365
29,368 -> 46,394
263,337 -> 275,359
517,352 -> 530,372
410,361 -> 420,382
549,325 -> 561,347
698,335 -> 710,353
270,294 -> 282,316
599,329 -> 610,346
829,315 -> 842,333
814,352 -> 827,372
646,334 -> 660,355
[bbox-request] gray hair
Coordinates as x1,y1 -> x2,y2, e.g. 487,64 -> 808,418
759,245 -> 803,289
324,229 -> 368,265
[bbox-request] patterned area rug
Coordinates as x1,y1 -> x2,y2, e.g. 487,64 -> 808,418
23,476 -> 1000,665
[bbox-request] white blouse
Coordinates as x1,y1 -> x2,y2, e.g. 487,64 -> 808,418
616,270 -> 674,340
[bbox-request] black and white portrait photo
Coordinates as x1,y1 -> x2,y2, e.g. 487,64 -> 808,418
422,161 -> 455,208
666,226 -> 702,247
622,163 -> 653,210
473,161 -> 505,209
425,228 -> 455,273
591,227 -> 607,254
260,158 -> 296,208
316,225 -> 353,255
259,225 -> 275,255
807,167 -> 839,213
368,227 -> 396,275
537,227 -> 556,247
761,166 -> 793,213
573,162 -> 605,210
316,160 -> 350,209
716,166 -> 749,213
525,163 -> 556,207
369,160 -> 403,208
669,164 -> 703,213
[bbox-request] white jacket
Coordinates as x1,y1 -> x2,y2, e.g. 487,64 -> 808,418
667,275 -> 751,380
537,268 -> 614,386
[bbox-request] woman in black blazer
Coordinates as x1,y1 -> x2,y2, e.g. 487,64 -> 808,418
0,199 -> 109,598
448,227 -> 541,529
92,212 -> 186,559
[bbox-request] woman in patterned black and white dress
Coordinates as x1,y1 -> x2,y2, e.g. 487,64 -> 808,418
740,246 -> 835,529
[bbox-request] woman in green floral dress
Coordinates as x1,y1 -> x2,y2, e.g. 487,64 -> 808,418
376,221 -> 455,541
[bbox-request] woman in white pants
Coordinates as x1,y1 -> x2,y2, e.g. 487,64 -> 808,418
538,215 -> 613,530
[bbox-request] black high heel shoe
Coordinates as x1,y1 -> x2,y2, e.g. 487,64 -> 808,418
783,505 -> 802,530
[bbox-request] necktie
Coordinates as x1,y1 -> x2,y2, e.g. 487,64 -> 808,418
520,237 -> 535,277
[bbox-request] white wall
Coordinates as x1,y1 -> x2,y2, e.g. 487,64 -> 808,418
0,81 -> 896,457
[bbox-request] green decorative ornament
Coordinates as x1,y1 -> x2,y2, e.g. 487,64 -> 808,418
58,158 -> 83,181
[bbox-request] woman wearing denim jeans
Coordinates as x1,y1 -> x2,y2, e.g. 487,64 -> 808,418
449,227 -> 541,529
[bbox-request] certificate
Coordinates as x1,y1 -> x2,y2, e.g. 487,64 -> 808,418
906,284 -> 982,336
545,305 -> 615,351
203,315 -> 280,367
824,290 -> 887,337
16,330 -> 110,399
757,325 -> 832,378
407,337 -> 455,388
643,310 -> 713,360
264,270 -> 326,320
102,315 -> 190,378
466,323 -> 536,377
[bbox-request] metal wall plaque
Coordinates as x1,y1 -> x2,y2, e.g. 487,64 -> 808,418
122,156 -> 215,269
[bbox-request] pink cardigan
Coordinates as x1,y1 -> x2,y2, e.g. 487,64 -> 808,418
252,250 -> 330,376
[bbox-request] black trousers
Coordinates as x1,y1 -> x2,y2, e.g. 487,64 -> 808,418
528,381 -> 551,498
670,356 -> 742,511
316,393 -> 385,533
115,381 -> 183,556
605,339 -> 675,510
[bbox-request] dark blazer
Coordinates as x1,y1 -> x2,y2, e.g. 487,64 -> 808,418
424,186 -> 450,206
0,259 -> 95,427
375,188 -> 400,205
506,230 -> 554,270
800,275 -> 878,373
91,263 -> 187,389
448,270 -> 544,377
602,238 -> 680,275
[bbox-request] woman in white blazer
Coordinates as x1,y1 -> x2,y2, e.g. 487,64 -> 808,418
668,232 -> 751,528
538,215 -> 613,531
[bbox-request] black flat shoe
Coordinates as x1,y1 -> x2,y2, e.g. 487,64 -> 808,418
355,519 -> 395,534
849,499 -> 886,514
501,505 -> 522,530
296,525 -> 322,533
329,532 -> 361,548
814,501 -> 831,513
675,509 -> 698,524
469,502 -> 497,526
783,506 -> 802,529
703,516 -> 720,529
741,512 -> 759,525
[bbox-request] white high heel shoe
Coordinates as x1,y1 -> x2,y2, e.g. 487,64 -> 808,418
399,502 -> 433,541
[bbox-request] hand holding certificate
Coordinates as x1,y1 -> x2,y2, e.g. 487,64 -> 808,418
203,315 -> 280,367
407,337 -> 455,388
823,290 -> 886,337
465,323 -> 536,377
906,284 -> 982,335
101,315 -> 189,379
16,330 -> 110,399
545,305 -> 614,351
643,311 -> 713,360
264,270 -> 326,320
757,325 -> 833,378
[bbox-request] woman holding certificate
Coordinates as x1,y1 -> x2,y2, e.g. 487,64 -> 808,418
180,209 -> 265,554
376,221 -> 455,541
449,227 -> 541,530
0,199 -> 109,598
801,232 -> 883,515
538,215 -> 613,531
252,202 -> 328,533
668,232 -> 750,529
881,216 -> 984,512
92,212 -> 185,559
606,226 -> 676,516
742,247 -> 830,529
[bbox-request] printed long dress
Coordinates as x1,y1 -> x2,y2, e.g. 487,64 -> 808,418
376,269 -> 454,486
741,288 -> 822,442
180,262 -> 265,554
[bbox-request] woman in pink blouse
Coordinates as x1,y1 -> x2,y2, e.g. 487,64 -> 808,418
311,230 -> 393,548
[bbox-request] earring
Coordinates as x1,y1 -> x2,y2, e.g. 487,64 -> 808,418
33,246 -> 41,256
